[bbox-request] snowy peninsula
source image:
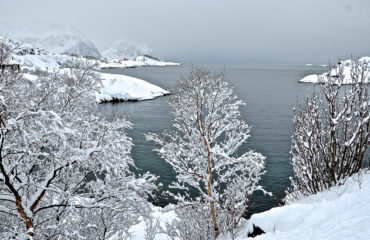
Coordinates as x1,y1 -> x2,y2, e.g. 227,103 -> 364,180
1,38 -> 173,103
97,73 -> 170,102
300,56 -> 370,84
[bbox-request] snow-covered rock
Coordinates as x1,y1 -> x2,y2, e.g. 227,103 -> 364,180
0,22 -> 101,58
300,57 -> 370,84
97,73 -> 170,102
244,171 -> 370,240
102,39 -> 152,59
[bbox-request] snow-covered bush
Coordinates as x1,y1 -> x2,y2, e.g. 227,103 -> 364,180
288,59 -> 369,200
147,68 -> 267,239
0,41 -> 157,239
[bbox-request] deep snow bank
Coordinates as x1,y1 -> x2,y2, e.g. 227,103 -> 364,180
299,57 -> 370,84
96,73 -> 170,102
245,171 -> 370,240
115,172 -> 370,240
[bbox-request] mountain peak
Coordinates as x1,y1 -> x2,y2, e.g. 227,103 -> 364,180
0,22 -> 101,58
102,39 -> 152,59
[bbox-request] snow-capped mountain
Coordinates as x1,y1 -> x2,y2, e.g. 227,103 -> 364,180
102,39 -> 152,59
0,22 -> 101,58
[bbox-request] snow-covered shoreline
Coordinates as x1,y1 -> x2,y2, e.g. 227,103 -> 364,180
299,56 -> 370,84
1,39 -> 174,103
100,56 -> 180,69
97,73 -> 170,103
21,71 -> 170,103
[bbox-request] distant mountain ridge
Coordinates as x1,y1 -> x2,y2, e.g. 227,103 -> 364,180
0,22 -> 101,58
102,39 -> 152,59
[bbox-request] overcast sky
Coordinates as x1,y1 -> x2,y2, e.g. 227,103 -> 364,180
1,0 -> 370,63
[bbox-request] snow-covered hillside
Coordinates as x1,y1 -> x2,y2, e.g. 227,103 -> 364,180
300,57 -> 370,84
0,22 -> 101,58
0,23 -> 180,68
102,39 -> 152,59
124,171 -> 370,240
2,38 -> 179,71
1,39 -> 170,102
243,171 -> 370,240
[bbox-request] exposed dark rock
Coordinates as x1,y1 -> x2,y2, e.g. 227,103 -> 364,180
248,225 -> 265,238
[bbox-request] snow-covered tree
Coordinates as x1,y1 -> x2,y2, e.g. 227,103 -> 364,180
147,68 -> 267,238
0,40 -> 157,239
288,58 -> 369,200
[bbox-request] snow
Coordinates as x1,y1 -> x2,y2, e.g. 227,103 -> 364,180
97,73 -> 170,102
0,22 -> 101,58
124,171 -> 370,240
21,71 -> 170,103
299,74 -> 320,83
2,39 -> 172,103
300,57 -> 370,84
100,56 -> 180,69
102,39 -> 152,59
243,171 -> 370,240
127,205 -> 177,240
304,64 -> 327,67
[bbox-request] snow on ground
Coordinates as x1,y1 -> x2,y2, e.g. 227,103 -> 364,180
0,22 -> 101,58
127,205 -> 177,240
304,63 -> 327,67
97,73 -> 170,102
300,56 -> 370,84
109,171 -> 370,240
102,39 -> 152,59
15,52 -> 179,71
243,171 -> 370,240
21,71 -> 170,103
100,56 -> 180,69
3,38 -> 179,71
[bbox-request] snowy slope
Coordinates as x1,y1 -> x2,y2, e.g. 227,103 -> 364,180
102,39 -> 152,59
299,57 -> 370,84
244,171 -> 370,240
124,172 -> 370,240
0,22 -> 101,58
97,73 -> 170,102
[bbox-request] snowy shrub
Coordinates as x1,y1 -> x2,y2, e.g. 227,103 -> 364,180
288,58 -> 370,200
147,68 -> 267,238
0,40 -> 157,239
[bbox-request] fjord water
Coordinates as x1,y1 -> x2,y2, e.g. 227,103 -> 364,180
99,63 -> 325,215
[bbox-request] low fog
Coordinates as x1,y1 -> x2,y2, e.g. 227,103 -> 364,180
1,0 -> 370,63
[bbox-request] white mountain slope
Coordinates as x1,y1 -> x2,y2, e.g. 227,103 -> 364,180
0,22 -> 101,58
102,39 -> 152,59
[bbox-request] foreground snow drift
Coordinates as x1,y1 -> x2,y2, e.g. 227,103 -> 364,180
112,173 -> 370,240
299,56 -> 370,84
245,171 -> 370,240
97,73 -> 170,102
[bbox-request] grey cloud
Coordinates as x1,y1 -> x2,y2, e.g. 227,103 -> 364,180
1,0 -> 369,63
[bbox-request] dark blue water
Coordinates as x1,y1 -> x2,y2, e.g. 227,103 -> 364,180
99,63 -> 326,215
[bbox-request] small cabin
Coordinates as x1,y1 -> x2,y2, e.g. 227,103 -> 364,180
0,64 -> 21,72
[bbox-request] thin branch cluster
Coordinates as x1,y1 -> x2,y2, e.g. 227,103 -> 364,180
147,68 -> 267,239
288,58 -> 370,201
0,40 -> 157,239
